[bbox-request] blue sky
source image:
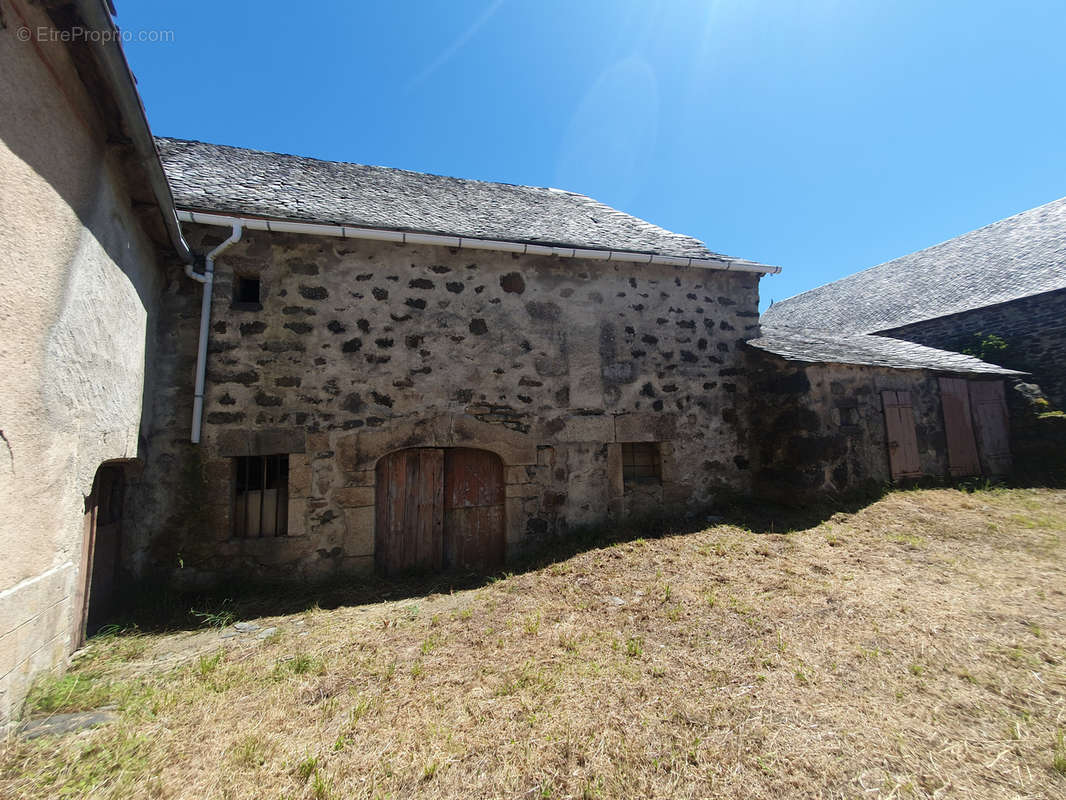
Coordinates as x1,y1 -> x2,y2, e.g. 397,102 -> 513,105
119,0 -> 1066,309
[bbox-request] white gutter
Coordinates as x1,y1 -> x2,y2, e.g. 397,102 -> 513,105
185,223 -> 243,443
176,210 -> 782,275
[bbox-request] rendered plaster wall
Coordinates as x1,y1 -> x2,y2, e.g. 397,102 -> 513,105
132,224 -> 763,585
880,288 -> 1066,409
746,351 -> 952,499
0,5 -> 164,729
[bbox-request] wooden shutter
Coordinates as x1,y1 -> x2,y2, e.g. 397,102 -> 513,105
443,448 -> 505,571
374,449 -> 444,575
882,390 -> 922,479
968,380 -> 1012,475
939,377 -> 982,477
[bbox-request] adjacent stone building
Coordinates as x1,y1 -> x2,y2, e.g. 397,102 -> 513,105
747,327 -> 1021,499
131,138 -> 781,586
0,0 -> 190,730
762,197 -> 1066,407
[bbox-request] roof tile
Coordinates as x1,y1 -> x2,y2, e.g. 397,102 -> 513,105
156,137 -> 729,261
762,197 -> 1066,331
748,326 -> 1023,375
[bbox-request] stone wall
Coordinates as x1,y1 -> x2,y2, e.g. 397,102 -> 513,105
879,288 -> 1066,409
130,225 -> 764,585
1007,383 -> 1066,483
745,350 -> 1016,499
0,2 -> 166,730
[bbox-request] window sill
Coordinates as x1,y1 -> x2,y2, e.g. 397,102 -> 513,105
230,302 -> 263,312
230,534 -> 307,543
623,477 -> 662,487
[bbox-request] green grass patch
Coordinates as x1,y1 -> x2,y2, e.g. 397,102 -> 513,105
23,671 -> 140,715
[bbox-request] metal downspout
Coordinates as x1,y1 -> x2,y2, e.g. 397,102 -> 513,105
185,223 -> 243,443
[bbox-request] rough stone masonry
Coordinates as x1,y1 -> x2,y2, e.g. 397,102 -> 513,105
127,224 -> 764,585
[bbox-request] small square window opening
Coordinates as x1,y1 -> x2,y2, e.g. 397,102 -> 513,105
234,454 -> 288,537
233,275 -> 261,307
621,442 -> 661,484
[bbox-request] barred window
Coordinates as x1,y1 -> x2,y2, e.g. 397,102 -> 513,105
621,442 -> 661,484
234,454 -> 289,537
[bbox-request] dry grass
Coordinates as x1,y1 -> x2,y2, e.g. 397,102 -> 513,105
3,487 -> 1065,799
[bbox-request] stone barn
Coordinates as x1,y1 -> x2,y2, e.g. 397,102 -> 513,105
762,197 -> 1066,408
2,0 -> 1039,738
746,327 -> 1022,499
130,137 -> 782,586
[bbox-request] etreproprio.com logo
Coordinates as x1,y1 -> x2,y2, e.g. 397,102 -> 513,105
16,26 -> 174,44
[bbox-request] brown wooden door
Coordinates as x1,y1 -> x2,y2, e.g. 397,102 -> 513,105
882,390 -> 922,479
443,449 -> 505,571
374,449 -> 444,576
73,465 -> 124,648
969,380 -> 1012,474
939,377 -> 982,477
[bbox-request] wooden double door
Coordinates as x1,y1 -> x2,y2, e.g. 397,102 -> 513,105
881,380 -> 1011,481
374,448 -> 505,576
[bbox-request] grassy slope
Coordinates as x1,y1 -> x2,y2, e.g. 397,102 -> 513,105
2,488 -> 1065,799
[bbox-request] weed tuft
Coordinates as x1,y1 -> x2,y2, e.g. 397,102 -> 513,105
288,653 -> 320,675
189,599 -> 236,629
196,650 -> 223,678
1054,730 -> 1066,775
231,734 -> 268,768
310,769 -> 332,800
295,754 -> 319,781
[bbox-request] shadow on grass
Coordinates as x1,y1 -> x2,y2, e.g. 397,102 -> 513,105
108,488 -> 890,637
104,471 -> 1062,638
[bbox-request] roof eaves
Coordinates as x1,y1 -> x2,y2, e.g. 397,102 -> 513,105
175,207 -> 783,274
62,0 -> 191,262
747,328 -> 1025,376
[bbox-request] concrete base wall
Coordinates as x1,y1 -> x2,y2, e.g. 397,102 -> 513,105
0,565 -> 78,728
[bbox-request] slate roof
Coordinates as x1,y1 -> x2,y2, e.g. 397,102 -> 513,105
762,196 -> 1066,332
748,326 -> 1023,375
156,137 -> 739,262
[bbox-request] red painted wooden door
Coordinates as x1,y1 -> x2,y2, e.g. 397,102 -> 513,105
443,448 -> 505,571
939,377 -> 982,477
969,380 -> 1012,474
374,449 -> 444,576
882,390 -> 922,479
